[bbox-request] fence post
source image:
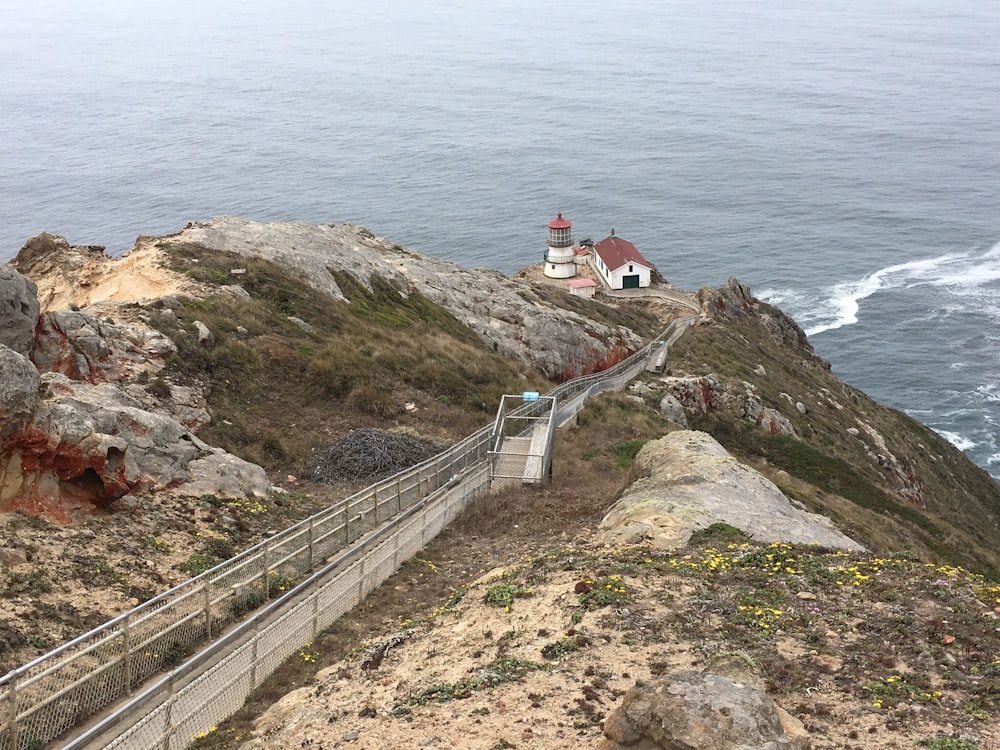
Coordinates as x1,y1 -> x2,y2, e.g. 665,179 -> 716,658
204,581 -> 213,640
250,616 -> 260,688
262,542 -> 271,600
312,590 -> 320,639
308,518 -> 315,571
161,671 -> 175,750
123,614 -> 133,695
8,672 -> 17,750
396,476 -> 402,514
344,504 -> 350,545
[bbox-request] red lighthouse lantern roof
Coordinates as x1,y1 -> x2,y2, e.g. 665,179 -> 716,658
548,212 -> 572,229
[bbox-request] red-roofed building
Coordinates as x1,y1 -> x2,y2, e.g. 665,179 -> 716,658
591,232 -> 652,289
567,277 -> 596,298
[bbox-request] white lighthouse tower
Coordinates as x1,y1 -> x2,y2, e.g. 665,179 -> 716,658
544,212 -> 576,279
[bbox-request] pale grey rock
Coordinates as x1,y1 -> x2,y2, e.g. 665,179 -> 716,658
182,451 -> 271,500
287,316 -> 315,334
192,320 -> 215,348
846,427 -> 860,437
0,345 -> 39,439
32,310 -> 176,382
598,670 -> 810,750
753,364 -> 767,377
658,392 -> 688,428
795,401 -> 807,414
0,265 -> 40,356
220,284 -> 251,300
600,430 -> 864,551
172,217 -> 643,379
122,380 -> 211,430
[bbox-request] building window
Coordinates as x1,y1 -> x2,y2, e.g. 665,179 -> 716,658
629,264 -> 633,272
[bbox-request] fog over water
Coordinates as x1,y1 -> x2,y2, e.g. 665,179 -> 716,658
3,0 -> 999,476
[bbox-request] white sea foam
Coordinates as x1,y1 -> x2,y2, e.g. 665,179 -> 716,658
803,243 -> 1000,337
938,430 -> 977,452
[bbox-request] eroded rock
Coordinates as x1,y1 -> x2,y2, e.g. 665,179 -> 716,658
598,670 -> 810,750
0,373 -> 268,522
33,309 -> 177,382
0,345 -> 40,439
0,265 -> 40,356
600,431 -> 864,551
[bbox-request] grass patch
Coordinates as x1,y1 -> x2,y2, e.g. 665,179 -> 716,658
403,657 -> 548,705
611,439 -> 646,469
151,244 -> 549,475
483,582 -> 532,610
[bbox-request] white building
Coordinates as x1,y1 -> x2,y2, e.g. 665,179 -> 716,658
543,212 -> 576,279
591,232 -> 653,290
568,278 -> 596,298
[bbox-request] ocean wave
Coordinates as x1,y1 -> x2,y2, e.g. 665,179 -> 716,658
790,240 -> 1000,336
937,430 -> 977,452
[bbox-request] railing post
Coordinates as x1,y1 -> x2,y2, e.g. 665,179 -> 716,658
204,581 -> 213,639
312,590 -> 320,639
250,616 -> 260,688
123,615 -> 133,695
262,542 -> 271,600
8,672 -> 18,750
396,476 -> 402,514
162,671 -> 175,750
308,518 -> 315,570
344,504 -> 350,545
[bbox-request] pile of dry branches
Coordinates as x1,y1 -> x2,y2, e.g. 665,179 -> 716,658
306,428 -> 445,483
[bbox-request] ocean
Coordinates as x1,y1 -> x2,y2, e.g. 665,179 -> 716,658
2,0 -> 998,477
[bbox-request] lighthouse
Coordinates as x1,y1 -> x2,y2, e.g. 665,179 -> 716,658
544,212 -> 576,279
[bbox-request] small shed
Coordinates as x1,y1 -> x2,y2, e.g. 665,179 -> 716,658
592,234 -> 653,290
568,278 -> 596,299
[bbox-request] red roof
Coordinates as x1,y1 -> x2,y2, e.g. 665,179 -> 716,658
548,212 -> 572,229
568,278 -> 596,288
593,235 -> 652,272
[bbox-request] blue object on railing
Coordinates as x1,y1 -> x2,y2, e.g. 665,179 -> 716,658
522,391 -> 540,401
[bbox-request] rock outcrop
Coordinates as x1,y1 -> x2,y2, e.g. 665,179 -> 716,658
10,232 -> 198,312
0,345 -> 40,439
0,373 -> 269,522
0,264 -> 40,356
32,309 -> 177,383
171,217 -> 643,379
600,430 -> 864,551
1,248 -> 269,523
699,276 -> 815,355
598,670 -> 810,750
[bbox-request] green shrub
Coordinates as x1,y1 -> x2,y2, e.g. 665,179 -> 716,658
611,439 -> 646,469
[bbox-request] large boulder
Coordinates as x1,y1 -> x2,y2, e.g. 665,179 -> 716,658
0,345 -> 40,439
598,670 -> 810,750
0,373 -> 269,521
0,265 -> 40,356
600,430 -> 864,551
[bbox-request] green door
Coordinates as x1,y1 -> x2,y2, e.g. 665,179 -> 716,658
622,274 -> 640,289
